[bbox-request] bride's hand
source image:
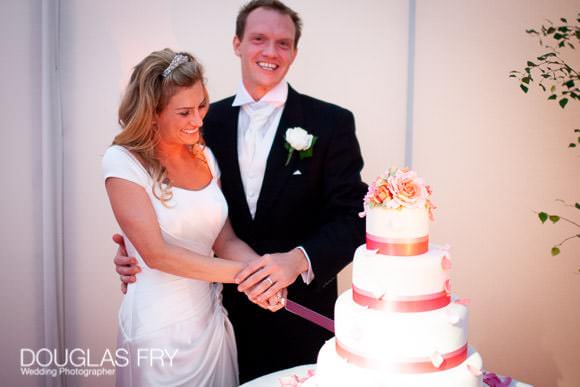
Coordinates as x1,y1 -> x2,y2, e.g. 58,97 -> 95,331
249,288 -> 287,312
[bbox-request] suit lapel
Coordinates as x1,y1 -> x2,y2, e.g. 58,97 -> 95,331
254,86 -> 304,222
220,104 -> 254,225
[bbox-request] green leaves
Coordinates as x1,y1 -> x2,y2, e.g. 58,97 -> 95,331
538,212 -> 548,223
538,213 -> 563,223
573,136 -> 580,147
512,16 -> 579,112
538,208 -> 580,258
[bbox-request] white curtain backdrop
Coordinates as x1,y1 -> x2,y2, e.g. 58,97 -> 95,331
41,0 -> 65,386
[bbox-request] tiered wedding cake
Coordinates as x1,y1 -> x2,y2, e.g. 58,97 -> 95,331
309,168 -> 484,387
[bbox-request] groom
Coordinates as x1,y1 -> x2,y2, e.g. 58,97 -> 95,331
114,0 -> 367,382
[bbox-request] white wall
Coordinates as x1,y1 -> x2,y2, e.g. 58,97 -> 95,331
1,1 -> 578,386
413,1 -> 580,386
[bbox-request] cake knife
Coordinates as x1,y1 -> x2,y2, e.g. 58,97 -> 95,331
285,299 -> 335,333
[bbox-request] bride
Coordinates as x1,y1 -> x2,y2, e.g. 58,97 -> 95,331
102,49 -> 284,387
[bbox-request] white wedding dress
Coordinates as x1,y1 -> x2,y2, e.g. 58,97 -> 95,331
103,145 -> 238,387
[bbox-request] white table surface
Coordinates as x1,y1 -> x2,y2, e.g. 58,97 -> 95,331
240,364 -> 533,387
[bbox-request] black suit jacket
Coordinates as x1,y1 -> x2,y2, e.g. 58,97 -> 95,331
203,85 -> 366,382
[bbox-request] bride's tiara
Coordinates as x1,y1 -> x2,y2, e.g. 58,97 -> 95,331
162,54 -> 189,78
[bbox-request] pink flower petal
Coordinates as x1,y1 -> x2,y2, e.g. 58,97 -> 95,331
483,371 -> 513,387
441,255 -> 453,271
446,310 -> 461,325
467,364 -> 483,376
279,375 -> 300,386
431,351 -> 444,368
444,279 -> 451,294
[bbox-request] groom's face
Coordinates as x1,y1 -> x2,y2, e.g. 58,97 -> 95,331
234,7 -> 297,99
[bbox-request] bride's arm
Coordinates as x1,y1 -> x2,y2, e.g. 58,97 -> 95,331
212,219 -> 260,263
105,177 -> 245,284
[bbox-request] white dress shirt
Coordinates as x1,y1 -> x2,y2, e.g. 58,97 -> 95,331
232,81 -> 314,284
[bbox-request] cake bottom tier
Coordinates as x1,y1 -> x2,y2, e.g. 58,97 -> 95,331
312,338 -> 483,387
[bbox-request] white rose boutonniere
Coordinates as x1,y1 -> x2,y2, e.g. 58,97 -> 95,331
284,127 -> 317,166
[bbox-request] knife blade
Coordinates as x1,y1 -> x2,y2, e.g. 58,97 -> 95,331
285,299 -> 335,333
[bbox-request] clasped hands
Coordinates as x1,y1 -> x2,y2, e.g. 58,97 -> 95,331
113,235 -> 308,313
234,249 -> 308,312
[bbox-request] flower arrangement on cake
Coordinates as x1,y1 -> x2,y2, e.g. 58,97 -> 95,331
363,167 -> 435,219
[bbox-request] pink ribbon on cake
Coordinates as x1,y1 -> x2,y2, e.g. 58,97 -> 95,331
335,340 -> 468,373
366,233 -> 429,256
352,285 -> 450,313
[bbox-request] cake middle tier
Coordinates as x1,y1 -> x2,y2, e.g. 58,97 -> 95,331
353,244 -> 451,300
335,290 -> 468,360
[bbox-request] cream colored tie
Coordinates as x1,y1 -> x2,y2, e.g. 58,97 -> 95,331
243,103 -> 276,162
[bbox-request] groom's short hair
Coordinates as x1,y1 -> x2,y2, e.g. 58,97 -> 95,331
236,0 -> 303,48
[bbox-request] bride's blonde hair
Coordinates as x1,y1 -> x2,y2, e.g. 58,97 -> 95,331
114,48 -> 207,203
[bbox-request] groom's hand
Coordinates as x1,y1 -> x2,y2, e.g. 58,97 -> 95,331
113,234 -> 141,294
235,249 -> 308,303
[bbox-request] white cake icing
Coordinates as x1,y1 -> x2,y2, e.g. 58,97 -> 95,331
307,168 -> 483,387
314,339 -> 483,387
366,206 -> 429,240
352,244 -> 450,298
334,290 -> 468,360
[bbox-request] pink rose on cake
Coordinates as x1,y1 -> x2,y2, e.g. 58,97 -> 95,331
373,182 -> 393,204
364,167 -> 435,218
387,167 -> 429,208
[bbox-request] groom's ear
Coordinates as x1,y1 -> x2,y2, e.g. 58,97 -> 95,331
233,36 -> 241,57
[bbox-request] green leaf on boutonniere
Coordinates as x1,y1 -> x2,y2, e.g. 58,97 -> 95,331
538,212 -> 548,223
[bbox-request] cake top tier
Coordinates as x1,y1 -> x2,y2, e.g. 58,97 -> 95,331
364,167 -> 434,216
363,168 -> 435,255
